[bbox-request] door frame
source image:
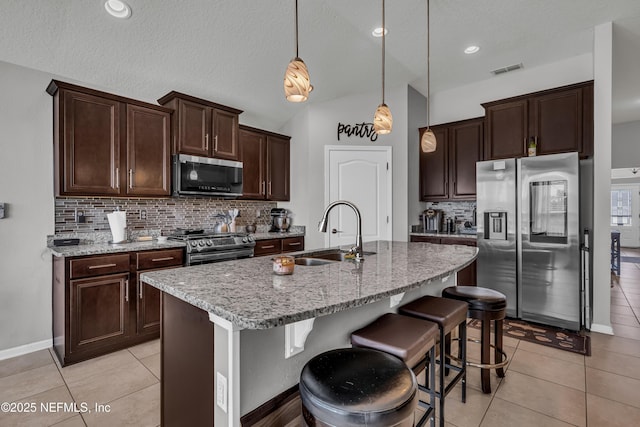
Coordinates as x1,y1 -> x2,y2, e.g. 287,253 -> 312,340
610,183 -> 640,248
324,145 -> 393,248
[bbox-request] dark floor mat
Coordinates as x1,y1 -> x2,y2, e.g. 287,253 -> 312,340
468,318 -> 591,356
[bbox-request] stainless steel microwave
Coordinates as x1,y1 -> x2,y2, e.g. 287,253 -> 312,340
173,154 -> 243,197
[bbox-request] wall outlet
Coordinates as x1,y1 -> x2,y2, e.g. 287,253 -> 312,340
74,208 -> 86,223
256,209 -> 261,218
140,210 -> 146,220
216,372 -> 227,413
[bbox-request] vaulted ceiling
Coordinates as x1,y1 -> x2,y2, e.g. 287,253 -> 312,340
1,0 -> 640,127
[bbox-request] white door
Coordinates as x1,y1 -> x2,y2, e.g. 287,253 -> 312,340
325,146 -> 392,248
611,184 -> 640,247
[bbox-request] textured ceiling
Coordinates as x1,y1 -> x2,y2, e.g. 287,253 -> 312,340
1,0 -> 640,128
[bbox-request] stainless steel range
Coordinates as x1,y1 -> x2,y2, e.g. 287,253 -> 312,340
169,230 -> 256,266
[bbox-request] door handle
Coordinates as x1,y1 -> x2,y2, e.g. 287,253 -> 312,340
214,135 -> 218,151
115,167 -> 120,189
139,283 -> 143,300
129,169 -> 134,189
331,229 -> 343,234
124,279 -> 129,302
205,133 -> 209,150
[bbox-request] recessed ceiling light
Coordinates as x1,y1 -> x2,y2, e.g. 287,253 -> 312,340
104,0 -> 131,19
464,45 -> 480,54
372,27 -> 388,37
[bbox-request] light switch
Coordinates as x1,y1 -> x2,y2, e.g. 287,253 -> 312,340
0,203 -> 5,219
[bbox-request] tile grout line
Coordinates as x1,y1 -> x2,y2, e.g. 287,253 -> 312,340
48,348 -> 88,427
127,347 -> 161,381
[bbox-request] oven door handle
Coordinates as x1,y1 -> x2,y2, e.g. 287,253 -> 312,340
187,248 -> 254,265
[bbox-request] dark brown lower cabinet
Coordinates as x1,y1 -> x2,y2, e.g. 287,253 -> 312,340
161,293 -> 214,427
254,236 -> 305,257
410,235 -> 477,286
53,248 -> 183,366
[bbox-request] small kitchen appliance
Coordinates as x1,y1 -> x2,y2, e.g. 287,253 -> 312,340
270,208 -> 291,232
420,209 -> 442,233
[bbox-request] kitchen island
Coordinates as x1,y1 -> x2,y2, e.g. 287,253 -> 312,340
141,240 -> 477,427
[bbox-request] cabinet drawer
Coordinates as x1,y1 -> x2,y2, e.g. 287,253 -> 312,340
70,254 -> 130,279
410,236 -> 441,244
254,239 -> 282,256
281,237 -> 304,253
441,237 -> 477,247
136,249 -> 184,270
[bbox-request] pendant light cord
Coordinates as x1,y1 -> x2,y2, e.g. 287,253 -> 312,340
295,0 -> 299,58
426,0 -> 430,128
382,0 -> 386,104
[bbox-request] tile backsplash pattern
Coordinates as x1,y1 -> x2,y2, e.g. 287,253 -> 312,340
55,197 -> 277,234
413,201 -> 477,232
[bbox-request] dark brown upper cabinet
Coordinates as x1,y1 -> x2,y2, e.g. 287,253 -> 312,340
157,92 -> 242,161
47,80 -> 171,197
419,117 -> 483,202
239,125 -> 290,201
482,81 -> 593,160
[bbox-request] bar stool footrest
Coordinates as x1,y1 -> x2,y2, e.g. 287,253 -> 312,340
447,338 -> 509,370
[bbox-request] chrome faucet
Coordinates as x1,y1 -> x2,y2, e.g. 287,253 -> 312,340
318,200 -> 364,261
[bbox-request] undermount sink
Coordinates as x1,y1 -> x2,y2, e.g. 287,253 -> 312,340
294,257 -> 335,266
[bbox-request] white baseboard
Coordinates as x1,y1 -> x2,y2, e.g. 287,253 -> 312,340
590,323 -> 614,335
0,339 -> 53,361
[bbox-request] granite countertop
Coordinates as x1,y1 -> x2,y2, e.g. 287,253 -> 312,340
410,231 -> 477,240
141,240 -> 478,330
48,239 -> 187,257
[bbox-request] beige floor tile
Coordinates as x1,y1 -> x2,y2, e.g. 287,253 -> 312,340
516,339 -> 585,365
51,415 -> 86,426
438,384 -> 493,427
586,367 -> 640,409
586,348 -> 640,380
58,351 -> 137,385
82,383 -> 159,427
127,340 -> 160,360
611,312 -> 640,327
139,353 -> 160,380
611,323 -> 640,341
589,331 -> 640,357
0,385 -> 77,427
610,296 -> 629,306
587,393 -> 640,426
508,347 -> 585,391
65,358 -> 158,406
495,371 -> 586,426
0,349 -> 53,379
480,397 -> 575,427
0,364 -> 65,403
610,304 -> 636,316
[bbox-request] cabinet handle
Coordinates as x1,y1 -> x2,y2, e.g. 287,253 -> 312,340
115,167 -> 120,189
454,181 -> 457,194
125,279 -> 129,302
205,133 -> 209,150
139,283 -> 143,300
151,257 -> 174,262
129,169 -> 134,189
445,181 -> 448,195
88,263 -> 117,270
288,242 -> 301,246
261,245 -> 275,249
268,182 -> 272,195
523,138 -> 527,154
214,135 -> 218,151
262,181 -> 266,194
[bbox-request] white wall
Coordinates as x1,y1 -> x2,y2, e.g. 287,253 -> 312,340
0,61 -> 55,356
407,86 -> 428,227
612,120 -> 640,168
282,86 -> 410,250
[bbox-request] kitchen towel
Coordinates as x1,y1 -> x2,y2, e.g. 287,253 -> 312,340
107,211 -> 127,243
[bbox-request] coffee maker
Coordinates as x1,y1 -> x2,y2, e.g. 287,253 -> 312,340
421,209 -> 443,232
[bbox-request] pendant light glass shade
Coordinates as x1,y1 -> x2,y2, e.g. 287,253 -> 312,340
421,0 -> 436,152
284,0 -> 311,102
374,0 -> 392,135
284,57 -> 311,102
421,128 -> 437,152
374,103 -> 393,134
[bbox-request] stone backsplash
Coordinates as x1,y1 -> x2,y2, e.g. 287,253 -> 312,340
411,201 -> 477,232
55,197 -> 278,234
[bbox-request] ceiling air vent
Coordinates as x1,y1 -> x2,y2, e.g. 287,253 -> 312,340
491,63 -> 524,75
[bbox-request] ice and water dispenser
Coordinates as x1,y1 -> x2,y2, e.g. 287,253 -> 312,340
484,212 -> 507,240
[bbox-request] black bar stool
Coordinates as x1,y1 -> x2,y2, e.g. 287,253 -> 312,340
351,313 -> 439,427
300,347 -> 418,427
398,296 -> 468,427
442,286 -> 508,394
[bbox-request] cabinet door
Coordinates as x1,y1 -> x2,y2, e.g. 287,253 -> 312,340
239,129 -> 266,199
530,88 -> 582,156
254,239 -> 282,256
136,272 -> 161,335
177,99 -> 210,156
484,99 -> 528,160
282,236 -> 305,253
410,236 -> 441,244
581,84 -> 593,158
267,136 -> 290,201
126,104 -> 171,196
61,90 -> 121,195
457,262 -> 477,286
212,109 -> 239,160
419,126 -> 448,201
450,119 -> 483,199
70,273 -> 130,354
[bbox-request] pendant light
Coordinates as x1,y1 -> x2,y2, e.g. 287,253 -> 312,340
373,0 -> 392,134
284,0 -> 312,102
421,0 -> 437,152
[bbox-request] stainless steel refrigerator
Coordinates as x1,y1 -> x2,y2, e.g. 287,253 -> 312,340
476,152 -> 582,330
